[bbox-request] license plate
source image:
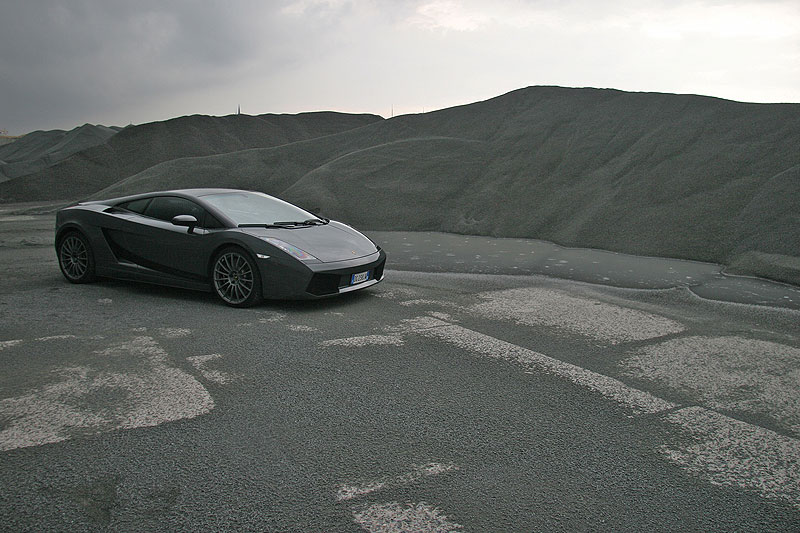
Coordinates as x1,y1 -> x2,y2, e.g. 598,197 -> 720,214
351,271 -> 370,285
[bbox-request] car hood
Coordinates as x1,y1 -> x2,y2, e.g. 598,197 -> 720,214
241,221 -> 378,263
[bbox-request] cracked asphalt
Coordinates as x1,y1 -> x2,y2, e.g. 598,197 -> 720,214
1,214 -> 799,532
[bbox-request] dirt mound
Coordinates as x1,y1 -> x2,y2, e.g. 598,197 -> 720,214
0,124 -> 118,182
0,112 -> 381,200
4,86 -> 799,284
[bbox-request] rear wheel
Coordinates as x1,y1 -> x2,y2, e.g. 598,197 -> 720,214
212,247 -> 262,307
57,231 -> 96,283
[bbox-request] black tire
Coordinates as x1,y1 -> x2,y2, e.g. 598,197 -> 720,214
211,247 -> 262,307
57,231 -> 96,283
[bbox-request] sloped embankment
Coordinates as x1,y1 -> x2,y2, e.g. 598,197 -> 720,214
0,124 -> 119,181
99,86 -> 800,284
5,86 -> 800,285
0,112 -> 382,201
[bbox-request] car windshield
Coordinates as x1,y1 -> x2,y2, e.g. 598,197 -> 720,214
201,192 -> 318,226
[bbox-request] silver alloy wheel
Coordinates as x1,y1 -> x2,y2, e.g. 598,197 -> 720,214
60,235 -> 89,281
213,251 -> 255,305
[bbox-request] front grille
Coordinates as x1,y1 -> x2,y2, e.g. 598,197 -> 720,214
373,261 -> 385,281
306,273 -> 340,296
305,255 -> 387,297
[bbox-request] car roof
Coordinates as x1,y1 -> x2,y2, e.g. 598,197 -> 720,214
169,188 -> 250,197
81,188 -> 260,206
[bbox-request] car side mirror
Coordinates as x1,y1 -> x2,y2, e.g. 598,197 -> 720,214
172,214 -> 198,233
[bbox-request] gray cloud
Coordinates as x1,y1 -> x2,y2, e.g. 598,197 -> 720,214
1,0 -> 798,134
1,1 -> 284,131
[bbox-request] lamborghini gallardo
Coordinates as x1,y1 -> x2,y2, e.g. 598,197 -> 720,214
55,189 -> 386,306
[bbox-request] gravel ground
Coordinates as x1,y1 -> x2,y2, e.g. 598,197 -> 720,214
1,214 -> 798,531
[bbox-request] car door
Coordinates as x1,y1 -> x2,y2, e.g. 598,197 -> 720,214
112,196 -> 218,278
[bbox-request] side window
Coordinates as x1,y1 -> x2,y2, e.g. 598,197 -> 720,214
143,197 -> 205,223
118,198 -> 152,214
140,196 -> 224,229
202,213 -> 224,229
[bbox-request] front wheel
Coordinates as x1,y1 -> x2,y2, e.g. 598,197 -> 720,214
57,231 -> 96,283
212,248 -> 262,307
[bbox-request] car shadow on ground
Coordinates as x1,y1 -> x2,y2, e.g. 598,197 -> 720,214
98,277 -> 377,312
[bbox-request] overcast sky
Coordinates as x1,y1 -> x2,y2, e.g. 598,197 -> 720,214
1,0 -> 798,135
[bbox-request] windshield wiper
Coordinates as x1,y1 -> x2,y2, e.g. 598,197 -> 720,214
238,218 -> 328,229
273,218 -> 329,226
238,223 -> 291,229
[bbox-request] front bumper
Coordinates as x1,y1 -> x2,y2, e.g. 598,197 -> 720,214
258,249 -> 387,299
305,250 -> 387,297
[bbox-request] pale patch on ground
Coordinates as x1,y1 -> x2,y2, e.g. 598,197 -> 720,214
662,407 -> 800,509
400,299 -> 444,307
352,501 -> 463,532
287,324 -> 317,332
157,327 -> 192,338
371,287 -> 419,300
0,215 -> 36,222
413,323 -> 676,414
35,335 -> 78,341
341,312 -> 675,413
97,298 -> 113,305
186,354 -> 236,385
386,316 -> 451,333
322,335 -> 405,348
382,312 -> 800,509
625,336 -> 800,435
339,463 -> 462,531
257,312 -> 286,323
0,339 -> 23,350
337,462 -> 458,501
0,336 -> 213,451
471,287 -> 685,344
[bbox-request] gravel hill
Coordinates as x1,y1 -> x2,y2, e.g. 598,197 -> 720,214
0,124 -> 119,182
0,112 -> 381,200
2,86 -> 798,284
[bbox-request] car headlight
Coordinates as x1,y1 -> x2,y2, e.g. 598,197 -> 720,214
263,237 -> 318,261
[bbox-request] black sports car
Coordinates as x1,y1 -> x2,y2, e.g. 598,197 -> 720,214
55,189 -> 386,306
